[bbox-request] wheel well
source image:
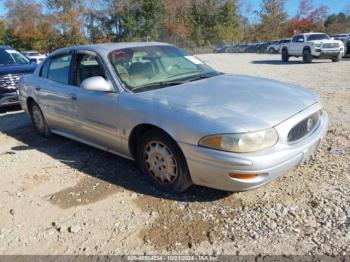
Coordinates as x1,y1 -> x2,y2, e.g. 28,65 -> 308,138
128,124 -> 174,159
303,46 -> 311,53
26,97 -> 35,114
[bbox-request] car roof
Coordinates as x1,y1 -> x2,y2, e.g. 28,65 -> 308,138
50,42 -> 172,57
303,32 -> 328,35
0,45 -> 13,50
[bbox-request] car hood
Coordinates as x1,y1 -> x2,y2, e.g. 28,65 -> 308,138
0,63 -> 37,76
142,74 -> 319,132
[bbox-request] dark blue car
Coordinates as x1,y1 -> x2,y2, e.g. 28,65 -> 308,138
0,46 -> 37,107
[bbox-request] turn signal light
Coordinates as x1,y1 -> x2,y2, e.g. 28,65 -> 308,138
228,173 -> 257,179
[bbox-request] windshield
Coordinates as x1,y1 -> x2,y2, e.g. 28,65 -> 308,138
0,49 -> 30,65
109,45 -> 219,92
307,34 -> 329,41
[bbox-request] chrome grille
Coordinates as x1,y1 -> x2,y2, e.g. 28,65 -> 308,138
288,111 -> 321,143
0,73 -> 24,91
322,43 -> 339,49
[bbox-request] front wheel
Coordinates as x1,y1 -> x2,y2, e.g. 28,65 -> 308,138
30,102 -> 51,137
281,49 -> 289,62
331,54 -> 342,62
137,129 -> 192,193
303,49 -> 313,63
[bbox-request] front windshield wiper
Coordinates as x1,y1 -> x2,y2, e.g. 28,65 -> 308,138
131,73 -> 221,93
132,80 -> 187,92
185,73 -> 216,82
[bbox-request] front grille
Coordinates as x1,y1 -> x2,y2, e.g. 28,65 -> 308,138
0,73 -> 24,92
288,111 -> 321,142
322,43 -> 339,49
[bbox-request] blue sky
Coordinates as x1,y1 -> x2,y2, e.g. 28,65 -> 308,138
245,0 -> 349,17
0,0 -> 349,18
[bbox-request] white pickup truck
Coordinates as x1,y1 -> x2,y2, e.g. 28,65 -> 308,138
280,33 -> 344,63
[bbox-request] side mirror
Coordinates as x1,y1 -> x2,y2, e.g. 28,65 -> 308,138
29,58 -> 37,64
80,76 -> 114,92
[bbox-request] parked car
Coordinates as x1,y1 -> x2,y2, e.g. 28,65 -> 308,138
213,44 -> 231,53
267,39 -> 291,54
19,42 -> 328,193
280,32 -> 344,63
236,44 -> 248,53
245,43 -> 259,53
332,34 -> 350,57
332,33 -> 350,38
23,50 -> 46,63
0,45 -> 37,107
256,41 -> 271,53
266,40 -> 280,53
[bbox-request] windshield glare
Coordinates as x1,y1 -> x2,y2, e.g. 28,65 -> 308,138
109,45 -> 218,92
307,34 -> 329,41
0,49 -> 30,65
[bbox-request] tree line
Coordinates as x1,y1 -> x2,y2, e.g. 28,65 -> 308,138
0,0 -> 349,52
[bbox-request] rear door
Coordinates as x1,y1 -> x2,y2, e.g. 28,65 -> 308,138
70,50 -> 123,153
34,52 -> 79,133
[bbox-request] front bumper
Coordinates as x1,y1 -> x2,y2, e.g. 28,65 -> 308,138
180,103 -> 328,191
313,48 -> 343,58
0,91 -> 19,107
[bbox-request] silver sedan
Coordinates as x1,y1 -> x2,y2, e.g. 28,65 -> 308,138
18,43 -> 328,193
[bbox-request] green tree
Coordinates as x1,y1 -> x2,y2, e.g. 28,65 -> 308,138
190,0 -> 219,46
46,0 -> 87,46
256,0 -> 288,40
215,0 -> 242,43
0,19 -> 6,44
324,12 -> 350,34
139,0 -> 164,41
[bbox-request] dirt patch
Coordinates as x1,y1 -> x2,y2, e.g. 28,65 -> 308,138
48,175 -> 121,209
135,194 -> 242,251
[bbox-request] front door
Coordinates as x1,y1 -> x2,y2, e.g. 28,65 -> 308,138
70,51 -> 123,153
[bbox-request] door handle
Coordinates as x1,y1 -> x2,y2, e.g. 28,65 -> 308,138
35,87 -> 41,91
69,93 -> 77,100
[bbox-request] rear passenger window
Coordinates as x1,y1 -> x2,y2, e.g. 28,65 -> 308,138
47,54 -> 72,84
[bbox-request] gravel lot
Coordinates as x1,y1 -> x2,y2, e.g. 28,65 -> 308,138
0,53 -> 349,256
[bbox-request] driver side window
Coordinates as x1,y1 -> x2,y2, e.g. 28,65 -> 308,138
292,35 -> 304,43
75,53 -> 106,87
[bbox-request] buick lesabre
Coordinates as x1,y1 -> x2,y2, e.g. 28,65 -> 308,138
18,43 -> 328,192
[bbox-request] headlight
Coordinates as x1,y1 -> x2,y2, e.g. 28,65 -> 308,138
199,128 -> 278,153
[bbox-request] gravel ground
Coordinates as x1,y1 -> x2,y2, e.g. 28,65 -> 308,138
0,53 -> 349,256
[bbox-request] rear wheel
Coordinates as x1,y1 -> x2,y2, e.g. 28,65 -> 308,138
30,102 -> 51,137
303,49 -> 313,63
137,129 -> 192,193
281,49 -> 289,62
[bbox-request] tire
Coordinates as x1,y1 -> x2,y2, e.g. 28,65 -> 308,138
137,129 -> 192,193
331,54 -> 341,62
281,49 -> 289,62
29,101 -> 51,137
303,49 -> 313,63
